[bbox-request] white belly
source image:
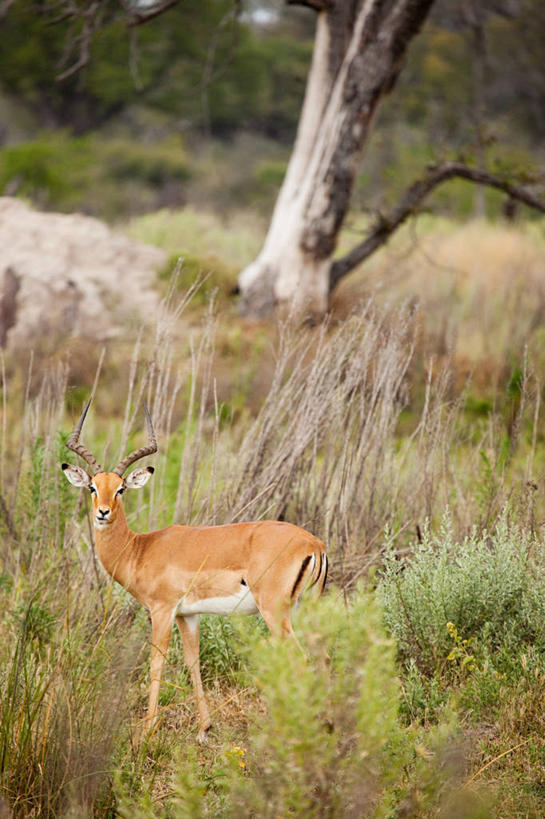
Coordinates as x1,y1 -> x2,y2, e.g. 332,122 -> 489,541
176,584 -> 259,617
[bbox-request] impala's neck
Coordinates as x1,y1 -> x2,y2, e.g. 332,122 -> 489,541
93,503 -> 137,585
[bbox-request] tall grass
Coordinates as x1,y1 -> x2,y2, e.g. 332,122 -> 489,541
336,218 -> 545,378
1,281 -> 544,814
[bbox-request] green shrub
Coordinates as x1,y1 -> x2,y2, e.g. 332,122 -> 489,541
100,137 -> 190,187
218,589 -> 475,818
158,252 -> 236,305
252,158 -> 287,201
0,132 -> 190,218
379,511 -> 545,678
0,140 -> 70,202
0,580 -> 144,817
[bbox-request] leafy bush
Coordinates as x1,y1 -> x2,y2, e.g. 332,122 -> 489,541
169,590 -> 477,818
379,514 -> 545,811
379,511 -> 545,677
158,252 -> 236,305
0,132 -> 190,218
227,590 -> 405,816
0,140 -> 71,201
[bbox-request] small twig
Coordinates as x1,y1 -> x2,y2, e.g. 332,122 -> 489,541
55,0 -> 102,81
463,738 -> 531,786
122,0 -> 181,27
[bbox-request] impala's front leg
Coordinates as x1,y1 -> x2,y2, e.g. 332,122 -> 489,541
176,614 -> 211,742
144,608 -> 173,734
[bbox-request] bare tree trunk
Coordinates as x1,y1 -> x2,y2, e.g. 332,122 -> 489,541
238,0 -> 435,320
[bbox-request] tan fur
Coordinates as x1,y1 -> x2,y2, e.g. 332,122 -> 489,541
76,471 -> 327,740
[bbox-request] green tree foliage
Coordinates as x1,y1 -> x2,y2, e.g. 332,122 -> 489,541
0,0 -> 311,138
389,0 -> 545,148
1,0 -> 543,224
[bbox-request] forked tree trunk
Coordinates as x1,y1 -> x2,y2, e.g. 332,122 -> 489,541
238,0 -> 435,320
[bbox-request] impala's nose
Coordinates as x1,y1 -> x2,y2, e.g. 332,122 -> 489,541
97,507 -> 110,519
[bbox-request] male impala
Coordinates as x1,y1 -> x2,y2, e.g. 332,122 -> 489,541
62,399 -> 328,740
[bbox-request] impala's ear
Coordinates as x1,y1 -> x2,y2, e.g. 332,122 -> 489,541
124,466 -> 154,490
61,463 -> 91,488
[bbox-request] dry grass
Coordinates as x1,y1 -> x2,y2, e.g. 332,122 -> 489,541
335,217 -> 545,387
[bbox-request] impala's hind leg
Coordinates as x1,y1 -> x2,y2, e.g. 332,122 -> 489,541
259,604 -> 308,662
260,607 -> 292,637
255,552 -> 315,645
176,614 -> 211,742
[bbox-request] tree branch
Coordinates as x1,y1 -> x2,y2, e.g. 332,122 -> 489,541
329,161 -> 545,291
50,0 -> 106,81
286,0 -> 332,10
121,0 -> 182,27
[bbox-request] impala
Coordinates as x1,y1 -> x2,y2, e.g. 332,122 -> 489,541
62,399 -> 328,740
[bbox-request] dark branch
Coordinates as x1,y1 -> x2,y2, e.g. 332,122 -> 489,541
329,161 -> 545,291
53,0 -> 105,81
121,0 -> 182,27
286,0 -> 332,10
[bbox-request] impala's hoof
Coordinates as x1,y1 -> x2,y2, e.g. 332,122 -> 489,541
196,725 -> 212,744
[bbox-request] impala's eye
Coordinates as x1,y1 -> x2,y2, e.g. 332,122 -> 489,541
89,485 -> 97,494
115,486 -> 125,497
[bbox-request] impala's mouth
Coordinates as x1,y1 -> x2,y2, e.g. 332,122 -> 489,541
95,516 -> 112,528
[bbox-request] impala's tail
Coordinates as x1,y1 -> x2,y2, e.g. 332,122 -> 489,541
291,549 -> 328,601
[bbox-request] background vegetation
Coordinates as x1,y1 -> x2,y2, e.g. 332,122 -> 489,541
1,0 -> 543,221
1,0 -> 545,815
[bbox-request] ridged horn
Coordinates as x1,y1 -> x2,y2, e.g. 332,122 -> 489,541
66,398 -> 103,474
112,403 -> 157,477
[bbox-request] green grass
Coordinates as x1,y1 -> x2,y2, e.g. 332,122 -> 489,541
125,206 -> 264,271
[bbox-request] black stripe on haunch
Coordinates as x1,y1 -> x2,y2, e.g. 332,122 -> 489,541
291,554 -> 312,599
321,554 -> 329,593
308,552 -> 322,589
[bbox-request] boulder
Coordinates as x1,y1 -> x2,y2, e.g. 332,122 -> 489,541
0,197 -> 167,350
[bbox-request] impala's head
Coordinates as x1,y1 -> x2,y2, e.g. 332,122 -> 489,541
62,464 -> 154,528
61,398 -> 157,530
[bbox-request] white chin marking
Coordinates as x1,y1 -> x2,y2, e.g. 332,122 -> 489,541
94,520 -> 111,530
177,585 -> 259,617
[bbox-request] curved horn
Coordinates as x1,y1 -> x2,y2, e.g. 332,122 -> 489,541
66,398 -> 103,474
113,403 -> 157,477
